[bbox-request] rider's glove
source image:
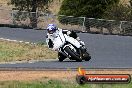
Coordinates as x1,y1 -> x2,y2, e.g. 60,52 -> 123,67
48,39 -> 53,48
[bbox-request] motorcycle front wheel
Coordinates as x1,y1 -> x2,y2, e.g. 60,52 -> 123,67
58,52 -> 67,62
64,46 -> 82,62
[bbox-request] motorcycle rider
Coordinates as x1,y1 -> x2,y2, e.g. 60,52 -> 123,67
46,24 -> 85,51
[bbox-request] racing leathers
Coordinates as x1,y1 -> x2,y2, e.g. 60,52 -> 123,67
46,28 -> 85,51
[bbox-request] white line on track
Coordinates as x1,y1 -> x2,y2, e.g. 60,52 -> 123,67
0,59 -> 57,64
0,37 -> 35,44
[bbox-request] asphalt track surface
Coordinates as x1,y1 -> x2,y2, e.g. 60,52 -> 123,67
0,27 -> 132,69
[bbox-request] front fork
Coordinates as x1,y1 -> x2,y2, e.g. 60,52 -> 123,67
58,47 -> 71,58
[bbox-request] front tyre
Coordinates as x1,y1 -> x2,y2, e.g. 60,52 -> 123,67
64,46 -> 82,62
58,52 -> 66,62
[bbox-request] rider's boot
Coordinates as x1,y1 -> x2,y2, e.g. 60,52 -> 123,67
80,46 -> 87,53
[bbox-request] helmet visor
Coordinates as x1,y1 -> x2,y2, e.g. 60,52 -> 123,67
47,29 -> 54,34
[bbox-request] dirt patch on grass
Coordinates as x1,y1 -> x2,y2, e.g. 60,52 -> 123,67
0,71 -> 76,82
0,70 -> 132,81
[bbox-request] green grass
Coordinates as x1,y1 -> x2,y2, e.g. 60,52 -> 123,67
0,40 -> 57,62
0,80 -> 132,88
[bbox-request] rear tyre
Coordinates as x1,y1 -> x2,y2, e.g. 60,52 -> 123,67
58,52 -> 66,62
64,46 -> 82,62
83,52 -> 91,61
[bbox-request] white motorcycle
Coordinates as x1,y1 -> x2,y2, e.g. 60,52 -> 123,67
47,30 -> 91,62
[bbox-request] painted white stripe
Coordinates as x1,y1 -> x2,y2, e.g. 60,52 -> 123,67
0,37 -> 47,46
25,42 -> 30,44
0,59 -> 57,64
0,37 -> 32,44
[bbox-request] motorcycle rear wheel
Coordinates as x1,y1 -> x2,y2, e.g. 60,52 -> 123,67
83,52 -> 91,61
